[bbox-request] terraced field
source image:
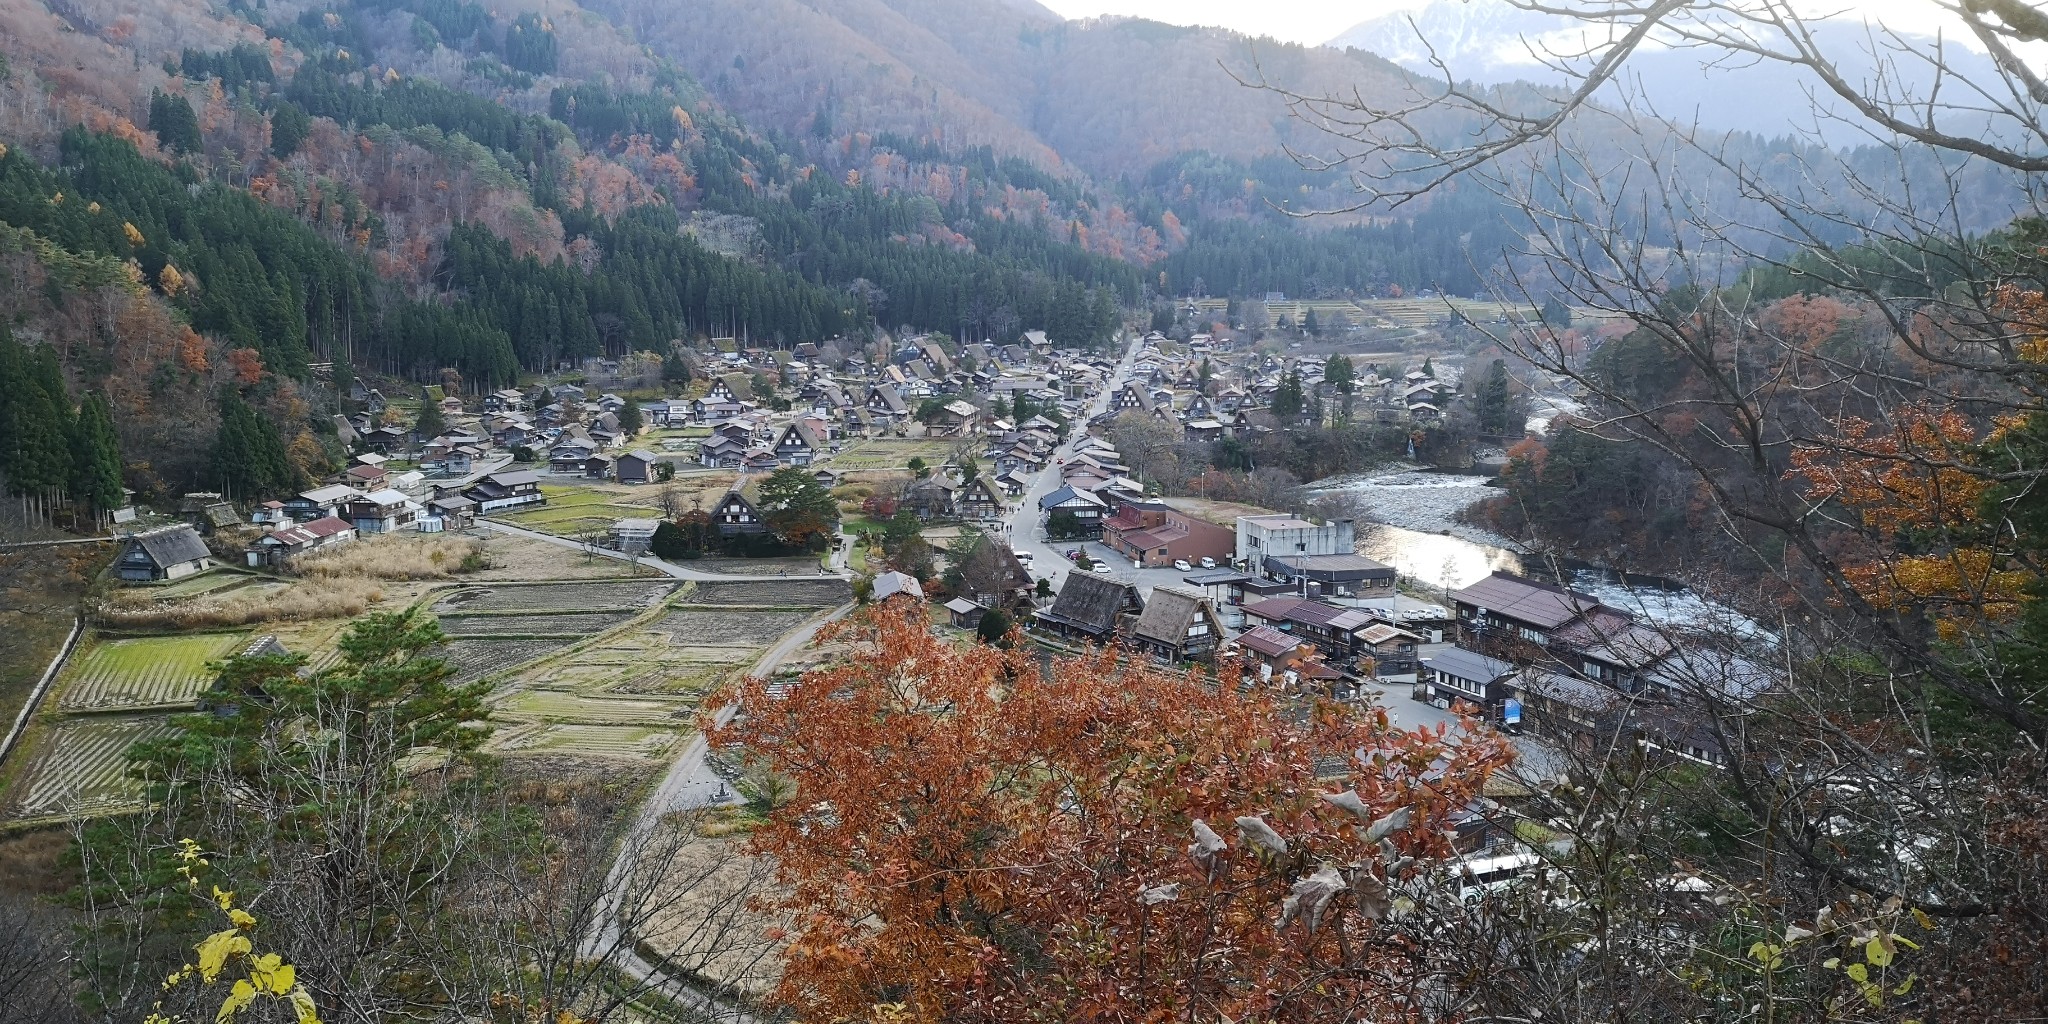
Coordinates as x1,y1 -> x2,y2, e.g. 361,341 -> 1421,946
685,579 -> 851,608
490,722 -> 682,760
655,609 -> 814,646
441,638 -> 567,684
503,689 -> 693,725
538,640 -> 750,696
433,581 -> 675,614
56,632 -> 248,712
10,715 -> 170,818
438,611 -> 636,638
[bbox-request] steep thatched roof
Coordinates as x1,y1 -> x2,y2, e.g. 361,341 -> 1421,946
127,525 -> 210,567
1040,572 -> 1141,637
1129,587 -> 1218,648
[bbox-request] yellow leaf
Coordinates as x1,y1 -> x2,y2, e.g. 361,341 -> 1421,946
216,979 -> 256,1022
196,928 -> 252,983
1846,962 -> 1869,984
249,953 -> 294,995
1911,908 -> 1935,931
1866,935 -> 1895,967
229,908 -> 257,930
289,986 -> 321,1024
213,886 -> 235,911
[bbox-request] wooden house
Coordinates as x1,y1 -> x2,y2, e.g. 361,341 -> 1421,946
116,525 -> 212,582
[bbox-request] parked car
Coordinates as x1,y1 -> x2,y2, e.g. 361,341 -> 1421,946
1090,563 -> 1113,574
1173,559 -> 1192,572
1198,556 -> 1217,569
1065,548 -> 1083,562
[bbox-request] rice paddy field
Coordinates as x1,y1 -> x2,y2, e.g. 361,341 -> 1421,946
1,522 -> 851,821
54,632 -> 249,712
10,715 -> 170,819
434,581 -> 677,613
685,579 -> 851,608
439,611 -> 638,638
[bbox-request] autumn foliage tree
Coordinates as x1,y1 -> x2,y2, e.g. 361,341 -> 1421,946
708,604 -> 1510,1022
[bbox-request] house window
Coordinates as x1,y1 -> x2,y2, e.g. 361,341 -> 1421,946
1519,626 -> 1544,643
1583,661 -> 1605,679
1188,623 -> 1210,636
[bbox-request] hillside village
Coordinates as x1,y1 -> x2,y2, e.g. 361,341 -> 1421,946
81,320 -> 1750,805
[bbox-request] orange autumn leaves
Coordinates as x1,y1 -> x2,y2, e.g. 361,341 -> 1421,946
1788,288 -> 2048,637
708,605 -> 1509,1024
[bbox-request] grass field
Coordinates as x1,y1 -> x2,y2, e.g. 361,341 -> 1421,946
820,439 -> 957,473
503,688 -> 692,725
10,715 -> 169,818
55,632 -> 248,712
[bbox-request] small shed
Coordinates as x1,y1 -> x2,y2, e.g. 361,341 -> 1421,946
944,597 -> 987,629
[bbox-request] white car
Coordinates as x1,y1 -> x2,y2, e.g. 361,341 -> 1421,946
1198,556 -> 1217,569
1090,563 -> 1113,574
1014,550 -> 1033,564
1173,559 -> 1193,572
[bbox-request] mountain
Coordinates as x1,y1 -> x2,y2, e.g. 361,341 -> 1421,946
1324,2 -> 2006,147
585,0 -> 1422,181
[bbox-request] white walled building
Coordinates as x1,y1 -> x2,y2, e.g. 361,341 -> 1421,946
1235,514 -> 1356,567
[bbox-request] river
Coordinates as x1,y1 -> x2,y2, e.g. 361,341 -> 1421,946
1317,468 -> 1766,635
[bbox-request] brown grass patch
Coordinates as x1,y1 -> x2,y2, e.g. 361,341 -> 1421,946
98,578 -> 386,630
294,534 -> 486,580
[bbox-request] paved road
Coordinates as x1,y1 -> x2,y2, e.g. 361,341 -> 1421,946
1003,336 -> 1142,594
577,600 -> 851,1023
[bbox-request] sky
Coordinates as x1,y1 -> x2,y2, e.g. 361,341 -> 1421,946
1036,0 -> 1961,46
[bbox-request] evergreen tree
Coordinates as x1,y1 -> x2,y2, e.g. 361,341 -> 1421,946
502,13 -> 558,74
1271,368 -> 1305,419
1542,294 -> 1574,329
1420,356 -> 1436,378
1323,353 -> 1356,419
663,347 -> 692,387
1476,358 -> 1513,434
619,397 -> 643,435
413,392 -> 447,440
270,101 -> 311,159
975,607 -> 1013,646
148,89 -> 202,153
0,335 -> 76,503
70,392 -> 125,518
214,392 -> 297,499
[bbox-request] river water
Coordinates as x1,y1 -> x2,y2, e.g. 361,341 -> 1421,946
1316,468 -> 1766,635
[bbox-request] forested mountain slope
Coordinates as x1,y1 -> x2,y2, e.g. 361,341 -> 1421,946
587,0 -> 1421,182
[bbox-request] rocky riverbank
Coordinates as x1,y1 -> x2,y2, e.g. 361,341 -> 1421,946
1313,467 -> 1523,550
